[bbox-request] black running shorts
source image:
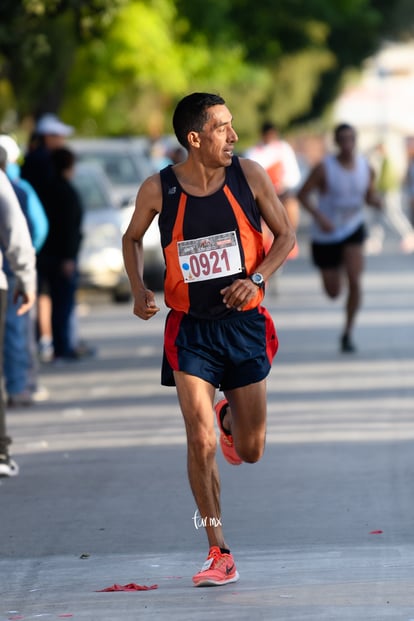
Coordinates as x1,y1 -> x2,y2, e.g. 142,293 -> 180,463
311,223 -> 366,269
161,306 -> 278,390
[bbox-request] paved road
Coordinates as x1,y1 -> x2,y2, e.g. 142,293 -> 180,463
1,235 -> 414,620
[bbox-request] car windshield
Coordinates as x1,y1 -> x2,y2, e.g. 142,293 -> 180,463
77,152 -> 149,186
73,168 -> 111,212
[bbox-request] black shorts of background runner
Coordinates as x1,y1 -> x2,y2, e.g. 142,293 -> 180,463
311,223 -> 367,269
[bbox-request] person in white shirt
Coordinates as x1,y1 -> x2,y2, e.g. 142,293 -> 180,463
245,122 -> 301,258
297,123 -> 381,353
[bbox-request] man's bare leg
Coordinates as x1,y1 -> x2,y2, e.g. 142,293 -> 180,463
174,371 -> 228,549
342,244 -> 364,346
222,379 -> 268,463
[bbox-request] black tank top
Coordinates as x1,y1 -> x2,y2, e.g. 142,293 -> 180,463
159,156 -> 264,318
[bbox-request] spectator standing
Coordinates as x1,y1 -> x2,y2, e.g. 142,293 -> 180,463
37,147 -> 83,361
21,114 -> 73,362
0,134 -> 49,251
0,136 -> 48,406
404,151 -> 414,226
21,114 -> 73,205
297,123 -> 381,353
0,169 -> 36,476
366,142 -> 414,254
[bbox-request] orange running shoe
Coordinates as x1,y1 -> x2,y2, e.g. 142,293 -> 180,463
192,546 -> 240,587
214,399 -> 242,465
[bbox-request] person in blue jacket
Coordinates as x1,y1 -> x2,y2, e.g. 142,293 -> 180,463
0,169 -> 36,475
0,135 -> 48,406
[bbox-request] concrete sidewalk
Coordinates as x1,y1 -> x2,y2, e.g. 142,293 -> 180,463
1,238 -> 414,620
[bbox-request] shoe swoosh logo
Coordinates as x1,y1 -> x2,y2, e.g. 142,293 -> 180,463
225,563 -> 235,575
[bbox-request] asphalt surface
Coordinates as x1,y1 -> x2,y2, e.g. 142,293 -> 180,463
1,231 -> 414,620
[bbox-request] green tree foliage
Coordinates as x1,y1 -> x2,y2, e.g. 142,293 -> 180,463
175,0 -> 384,127
0,0 -> 127,120
62,0 -> 269,137
0,0 -> 412,137
372,0 -> 414,41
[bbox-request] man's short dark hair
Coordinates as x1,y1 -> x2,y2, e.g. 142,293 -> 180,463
261,121 -> 278,135
172,92 -> 226,149
334,123 -> 355,141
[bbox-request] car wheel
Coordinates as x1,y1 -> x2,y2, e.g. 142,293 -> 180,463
112,288 -> 131,304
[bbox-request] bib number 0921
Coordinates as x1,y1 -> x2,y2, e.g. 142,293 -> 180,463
178,230 -> 242,282
190,249 -> 230,278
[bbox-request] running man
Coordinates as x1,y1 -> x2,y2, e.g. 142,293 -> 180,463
122,93 -> 295,586
297,123 -> 381,352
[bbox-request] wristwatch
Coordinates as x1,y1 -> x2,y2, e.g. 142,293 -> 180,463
249,272 -> 265,289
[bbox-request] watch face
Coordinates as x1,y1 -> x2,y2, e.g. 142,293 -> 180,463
252,273 -> 264,285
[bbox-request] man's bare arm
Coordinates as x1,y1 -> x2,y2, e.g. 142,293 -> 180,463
220,158 -> 296,311
297,163 -> 334,232
241,157 -> 296,280
122,174 -> 162,320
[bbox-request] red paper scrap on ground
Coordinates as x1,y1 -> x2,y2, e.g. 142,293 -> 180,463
370,530 -> 383,534
97,583 -> 158,592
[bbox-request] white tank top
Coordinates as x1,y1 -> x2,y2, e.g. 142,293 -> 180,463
311,153 -> 370,243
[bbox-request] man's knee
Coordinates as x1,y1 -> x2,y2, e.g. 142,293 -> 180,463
187,427 -> 217,461
325,286 -> 340,299
235,436 -> 265,464
347,278 -> 361,294
320,270 -> 341,298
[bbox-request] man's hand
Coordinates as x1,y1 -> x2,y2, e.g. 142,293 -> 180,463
13,290 -> 36,316
133,288 -> 160,320
220,278 -> 259,311
314,210 -> 335,232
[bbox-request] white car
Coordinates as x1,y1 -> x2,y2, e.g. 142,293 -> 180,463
70,137 -> 154,208
73,162 -> 164,302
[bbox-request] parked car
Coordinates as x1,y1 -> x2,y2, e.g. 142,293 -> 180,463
73,162 -> 164,301
70,137 -> 154,208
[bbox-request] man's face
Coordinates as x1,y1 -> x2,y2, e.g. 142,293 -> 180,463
335,128 -> 356,156
44,134 -> 66,150
197,105 -> 238,167
262,128 -> 278,144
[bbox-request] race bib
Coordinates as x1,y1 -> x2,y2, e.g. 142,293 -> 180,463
178,231 -> 242,283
